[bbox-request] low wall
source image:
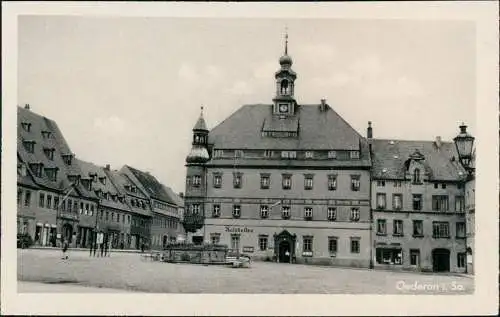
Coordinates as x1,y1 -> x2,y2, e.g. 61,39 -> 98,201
163,244 -> 228,264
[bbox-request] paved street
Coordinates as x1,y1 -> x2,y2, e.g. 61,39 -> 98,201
18,249 -> 474,294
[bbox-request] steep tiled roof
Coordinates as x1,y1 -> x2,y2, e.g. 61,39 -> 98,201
105,169 -> 151,217
17,106 -> 98,200
123,165 -> 176,205
208,104 -> 364,151
76,159 -> 132,212
162,185 -> 184,208
371,139 -> 467,181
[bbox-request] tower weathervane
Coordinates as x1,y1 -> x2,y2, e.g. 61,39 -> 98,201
284,26 -> 289,55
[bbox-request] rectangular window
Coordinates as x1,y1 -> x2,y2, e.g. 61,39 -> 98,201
413,220 -> 424,237
376,193 -> 386,209
282,174 -> 292,190
350,238 -> 360,253
234,150 -> 244,158
432,222 -> 450,238
259,236 -> 268,251
281,206 -> 291,219
260,205 -> 269,218
350,208 -> 360,222
305,151 -> 314,159
350,151 -> 360,159
46,195 -> 52,209
377,180 -> 386,187
328,150 -> 337,159
210,233 -> 221,245
232,205 -> 241,218
393,181 -> 402,187
213,174 -> 222,188
233,173 -> 242,189
105,211 -> 109,221
432,195 -> 449,212
85,203 -> 89,215
456,222 -> 466,238
350,175 -> 360,191
327,207 -> 337,221
24,190 -> 31,206
304,175 -> 314,190
303,236 -> 313,252
393,219 -> 404,236
377,219 -> 387,235
73,201 -> 78,213
263,150 -> 273,158
17,189 -> 23,205
39,193 -> 45,208
231,234 -> 240,252
53,197 -> 59,210
376,248 -> 403,265
412,194 -> 422,211
392,194 -> 403,210
213,150 -> 224,158
457,253 -> 466,268
327,174 -> 337,191
260,174 -> 270,189
80,202 -> 84,214
281,151 -> 296,159
192,175 -> 201,187
328,237 -> 338,254
67,199 -> 72,212
304,207 -> 313,220
455,196 -> 465,212
111,213 -> 114,222
212,204 -> 220,218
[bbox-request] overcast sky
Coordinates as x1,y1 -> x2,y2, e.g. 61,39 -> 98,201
18,16 -> 476,193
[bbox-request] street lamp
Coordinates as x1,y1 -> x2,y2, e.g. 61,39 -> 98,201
453,123 -> 475,171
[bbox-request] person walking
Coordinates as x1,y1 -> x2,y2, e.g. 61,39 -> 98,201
61,239 -> 69,260
89,235 -> 94,257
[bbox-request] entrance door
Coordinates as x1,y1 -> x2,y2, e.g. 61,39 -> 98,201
63,224 -> 73,243
278,240 -> 291,263
432,248 -> 450,272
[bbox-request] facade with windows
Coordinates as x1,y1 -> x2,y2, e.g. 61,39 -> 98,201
121,165 -> 184,250
370,132 -> 469,273
184,42 -> 372,268
17,105 -> 99,248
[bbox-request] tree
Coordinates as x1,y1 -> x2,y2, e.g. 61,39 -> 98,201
182,212 -> 204,234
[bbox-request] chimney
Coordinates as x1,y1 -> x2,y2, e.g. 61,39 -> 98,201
435,136 -> 442,149
105,164 -> 110,171
367,121 -> 373,139
24,104 -> 30,110
320,99 -> 327,112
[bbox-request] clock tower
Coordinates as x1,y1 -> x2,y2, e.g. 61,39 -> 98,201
273,31 -> 297,116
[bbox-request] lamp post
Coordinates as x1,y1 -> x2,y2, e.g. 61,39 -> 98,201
453,123 -> 475,275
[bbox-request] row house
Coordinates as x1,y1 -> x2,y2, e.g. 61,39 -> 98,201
122,166 -> 184,250
17,105 -> 99,248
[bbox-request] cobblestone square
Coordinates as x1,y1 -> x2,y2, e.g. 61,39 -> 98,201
18,249 -> 474,294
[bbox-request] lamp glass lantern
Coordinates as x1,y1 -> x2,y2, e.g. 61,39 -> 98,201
453,123 -> 475,168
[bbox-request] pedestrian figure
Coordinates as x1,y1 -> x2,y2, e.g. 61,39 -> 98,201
141,242 -> 145,253
100,242 -> 104,257
93,242 -> 97,257
89,237 -> 94,257
61,239 -> 69,260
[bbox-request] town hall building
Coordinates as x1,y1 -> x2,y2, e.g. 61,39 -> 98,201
184,37 -> 373,268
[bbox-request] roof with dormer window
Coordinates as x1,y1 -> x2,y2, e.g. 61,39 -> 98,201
371,139 -> 467,181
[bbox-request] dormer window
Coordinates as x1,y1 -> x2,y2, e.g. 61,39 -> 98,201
413,168 -> 421,184
41,130 -> 52,139
328,151 -> 337,159
305,151 -> 314,159
61,154 -> 73,166
99,176 -> 106,185
213,150 -> 224,158
350,151 -> 360,159
23,140 -> 35,153
234,150 -> 244,158
21,122 -> 32,132
18,164 -> 28,177
43,148 -> 55,160
29,163 -> 43,177
281,151 -> 296,159
68,174 -> 80,186
44,167 -> 58,181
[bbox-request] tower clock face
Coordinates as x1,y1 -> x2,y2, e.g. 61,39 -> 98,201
279,104 -> 289,113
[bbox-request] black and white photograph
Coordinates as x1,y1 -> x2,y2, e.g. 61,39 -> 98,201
2,1 -> 498,316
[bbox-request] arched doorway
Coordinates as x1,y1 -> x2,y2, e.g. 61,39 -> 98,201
432,248 -> 450,272
62,223 -> 73,243
278,240 -> 291,263
274,230 -> 296,264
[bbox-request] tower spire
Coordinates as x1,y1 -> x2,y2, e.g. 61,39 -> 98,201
284,26 -> 289,55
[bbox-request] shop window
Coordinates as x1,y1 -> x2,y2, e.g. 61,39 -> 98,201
376,248 -> 403,265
